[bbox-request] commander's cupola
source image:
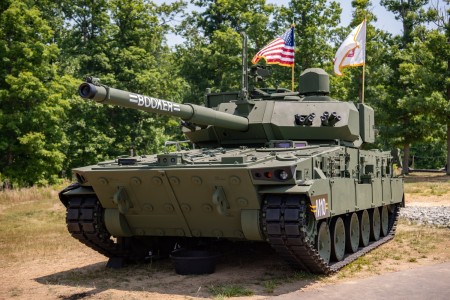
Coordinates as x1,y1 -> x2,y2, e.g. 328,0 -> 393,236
299,68 -> 332,102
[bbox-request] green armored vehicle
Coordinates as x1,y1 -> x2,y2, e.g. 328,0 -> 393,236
60,41 -> 403,274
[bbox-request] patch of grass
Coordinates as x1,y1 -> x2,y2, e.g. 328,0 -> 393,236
332,223 -> 450,281
262,279 -> 278,294
404,179 -> 450,197
8,287 -> 22,297
429,184 -> 447,196
208,284 -> 253,298
336,255 -> 371,278
257,269 -> 320,294
290,271 -> 321,281
0,184 -> 80,266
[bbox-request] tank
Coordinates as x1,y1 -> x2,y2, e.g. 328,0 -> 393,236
59,37 -> 404,274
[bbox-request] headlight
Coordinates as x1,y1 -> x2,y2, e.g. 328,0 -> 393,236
278,170 -> 289,180
251,166 -> 294,182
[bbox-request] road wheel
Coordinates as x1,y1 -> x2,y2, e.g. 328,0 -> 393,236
359,210 -> 370,247
330,217 -> 346,261
346,212 -> 360,253
380,205 -> 389,237
370,207 -> 381,241
317,221 -> 331,264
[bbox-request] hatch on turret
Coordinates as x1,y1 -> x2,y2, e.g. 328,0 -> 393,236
299,68 -> 330,97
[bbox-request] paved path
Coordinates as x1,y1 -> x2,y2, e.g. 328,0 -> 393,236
268,262 -> 450,300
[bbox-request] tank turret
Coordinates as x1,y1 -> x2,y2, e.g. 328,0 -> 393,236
79,68 -> 375,148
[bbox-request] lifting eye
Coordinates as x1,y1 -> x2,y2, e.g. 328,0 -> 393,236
75,173 -> 87,184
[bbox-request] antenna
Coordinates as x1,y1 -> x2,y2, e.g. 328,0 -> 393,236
240,32 -> 249,101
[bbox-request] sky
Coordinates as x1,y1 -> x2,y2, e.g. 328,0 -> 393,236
154,0 -> 406,47
267,0 -> 403,35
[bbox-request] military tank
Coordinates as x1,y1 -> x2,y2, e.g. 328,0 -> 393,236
59,38 -> 404,274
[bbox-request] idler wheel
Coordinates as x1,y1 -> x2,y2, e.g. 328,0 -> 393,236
330,217 -> 346,261
370,207 -> 381,241
359,210 -> 370,247
304,209 -> 317,243
380,205 -> 390,237
346,212 -> 360,253
317,221 -> 331,264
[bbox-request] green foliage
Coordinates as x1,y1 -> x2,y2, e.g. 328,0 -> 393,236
0,0 -> 448,185
0,1 -> 70,186
367,0 -> 448,172
278,0 -> 342,72
177,0 -> 274,102
410,137 -> 447,169
61,0 -> 188,171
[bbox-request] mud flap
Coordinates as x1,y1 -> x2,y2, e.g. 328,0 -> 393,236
104,208 -> 133,237
241,209 -> 264,241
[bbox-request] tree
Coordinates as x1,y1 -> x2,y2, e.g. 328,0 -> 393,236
379,0 -> 442,173
61,0 -> 188,171
330,0 -> 379,104
0,0 -> 71,185
430,0 -> 450,174
177,0 -> 275,103
277,0 -> 342,75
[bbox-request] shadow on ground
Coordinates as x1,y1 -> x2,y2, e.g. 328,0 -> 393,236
35,242 -> 322,299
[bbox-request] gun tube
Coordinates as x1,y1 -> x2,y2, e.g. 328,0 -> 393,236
79,83 -> 249,131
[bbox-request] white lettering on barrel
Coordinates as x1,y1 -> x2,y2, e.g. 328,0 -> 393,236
130,93 -> 179,112
130,94 -> 138,103
138,95 -> 144,106
144,96 -> 151,107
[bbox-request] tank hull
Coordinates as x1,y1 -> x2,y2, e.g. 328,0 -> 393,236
60,144 -> 403,273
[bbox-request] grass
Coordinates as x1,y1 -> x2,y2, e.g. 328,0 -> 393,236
0,184 -> 82,266
259,271 -> 320,294
404,182 -> 449,196
332,220 -> 450,280
208,284 -> 254,298
1,180 -> 450,298
404,173 -> 450,197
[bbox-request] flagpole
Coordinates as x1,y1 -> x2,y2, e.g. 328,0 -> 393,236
361,18 -> 366,104
292,63 -> 295,91
361,62 -> 365,104
291,24 -> 295,91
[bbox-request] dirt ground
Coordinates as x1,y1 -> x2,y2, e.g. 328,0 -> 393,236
1,173 -> 449,300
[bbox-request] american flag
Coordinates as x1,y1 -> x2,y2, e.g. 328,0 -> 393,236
251,27 -> 295,67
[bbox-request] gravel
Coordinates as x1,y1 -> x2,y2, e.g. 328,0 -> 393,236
400,206 -> 450,228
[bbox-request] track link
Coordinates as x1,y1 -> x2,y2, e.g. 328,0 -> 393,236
66,195 -> 130,258
262,194 -> 400,274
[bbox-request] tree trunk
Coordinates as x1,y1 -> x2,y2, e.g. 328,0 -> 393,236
447,123 -> 450,175
446,16 -> 450,175
447,17 -> 450,175
402,143 -> 410,175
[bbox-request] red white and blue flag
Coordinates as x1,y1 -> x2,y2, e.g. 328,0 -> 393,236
251,27 -> 295,67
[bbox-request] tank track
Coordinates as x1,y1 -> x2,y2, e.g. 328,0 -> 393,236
262,194 -> 400,274
65,195 -> 131,258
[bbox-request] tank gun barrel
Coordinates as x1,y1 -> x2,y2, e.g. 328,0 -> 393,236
79,81 -> 249,131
